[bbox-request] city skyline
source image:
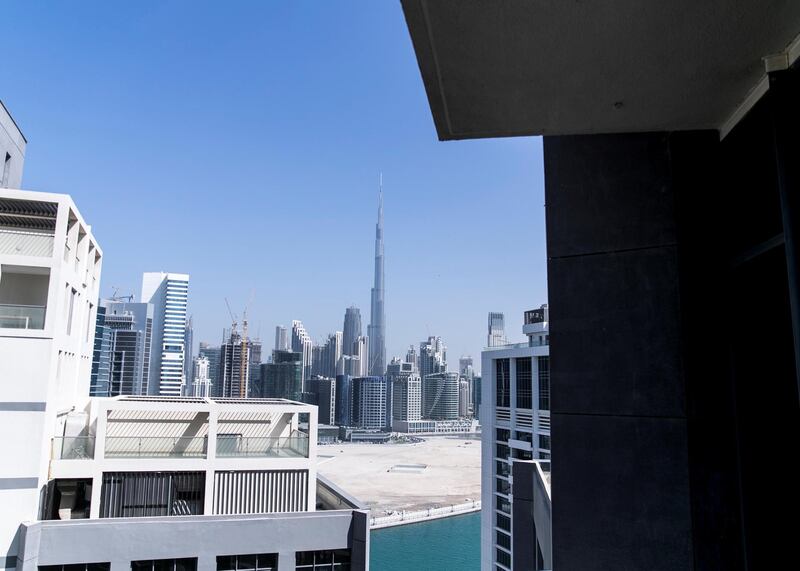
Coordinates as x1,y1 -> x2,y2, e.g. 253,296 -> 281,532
1,1 -> 547,370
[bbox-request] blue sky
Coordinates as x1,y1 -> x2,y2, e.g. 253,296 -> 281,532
3,1 -> 546,371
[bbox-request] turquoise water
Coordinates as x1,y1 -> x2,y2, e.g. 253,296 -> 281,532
370,512 -> 480,570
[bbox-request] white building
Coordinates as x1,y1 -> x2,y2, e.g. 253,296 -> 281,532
191,356 -> 212,397
351,377 -> 386,430
290,320 -> 313,384
1,101 -> 26,189
481,304 -> 550,570
1,186 -> 102,568
141,272 -> 190,396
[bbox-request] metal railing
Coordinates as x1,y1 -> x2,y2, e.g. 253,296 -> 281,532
216,432 -> 309,458
104,436 -> 207,458
52,436 -> 95,459
0,304 -> 46,329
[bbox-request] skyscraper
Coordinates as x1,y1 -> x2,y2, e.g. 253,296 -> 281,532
275,325 -> 288,351
421,372 -> 460,420
352,376 -> 388,430
90,305 -> 112,397
419,336 -> 447,379
103,301 -> 154,396
141,272 -> 190,396
191,355 -> 212,397
291,320 -> 313,384
313,331 -> 343,379
459,355 -> 475,379
220,330 -> 251,398
367,182 -> 386,376
198,341 -> 221,396
183,315 -> 194,394
259,349 -> 303,401
342,306 -> 362,355
487,311 -> 506,347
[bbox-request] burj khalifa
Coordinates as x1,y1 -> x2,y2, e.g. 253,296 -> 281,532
367,178 -> 386,376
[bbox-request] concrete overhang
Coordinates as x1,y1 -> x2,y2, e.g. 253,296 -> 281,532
401,0 -> 800,139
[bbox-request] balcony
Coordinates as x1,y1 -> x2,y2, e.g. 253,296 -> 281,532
0,228 -> 54,257
52,436 -> 95,460
216,431 -> 309,458
104,436 -> 207,459
0,303 -> 45,329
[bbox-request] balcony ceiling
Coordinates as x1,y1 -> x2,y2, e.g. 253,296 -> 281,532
401,0 -> 800,139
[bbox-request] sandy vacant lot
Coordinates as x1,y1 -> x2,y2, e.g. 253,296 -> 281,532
317,435 -> 481,514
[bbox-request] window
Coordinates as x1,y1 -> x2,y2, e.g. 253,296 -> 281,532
295,550 -> 350,570
495,443 -> 510,458
495,428 -> 510,442
539,434 -> 551,451
516,357 -> 532,408
40,564 -> 109,571
2,152 -> 10,187
217,554 -> 277,571
497,496 -> 512,515
495,359 -> 510,407
67,288 -> 77,335
514,448 -> 533,461
131,560 -> 196,571
538,356 -> 550,411
86,303 -> 94,342
496,477 -> 511,495
496,548 -> 511,567
514,431 -> 532,444
496,531 -> 511,550
496,512 -> 511,532
496,460 -> 511,477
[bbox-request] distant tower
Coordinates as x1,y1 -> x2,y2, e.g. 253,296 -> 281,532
368,176 -> 386,376
141,272 -> 190,396
342,306 -> 362,355
274,325 -> 289,351
487,312 -> 506,347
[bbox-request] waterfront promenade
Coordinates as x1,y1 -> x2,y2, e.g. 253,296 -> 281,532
370,499 -> 481,529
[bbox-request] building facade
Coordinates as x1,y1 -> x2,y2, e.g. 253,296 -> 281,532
274,325 -> 288,351
421,372 -> 460,420
419,336 -> 446,380
141,272 -> 190,396
259,350 -> 303,401
487,312 -> 506,348
342,306 -> 361,356
291,320 -> 313,385
351,376 -> 387,430
480,307 -> 550,570
191,356 -> 212,397
101,301 -> 154,397
0,100 -> 25,189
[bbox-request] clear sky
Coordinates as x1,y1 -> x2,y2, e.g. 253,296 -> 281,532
3,1 -> 547,373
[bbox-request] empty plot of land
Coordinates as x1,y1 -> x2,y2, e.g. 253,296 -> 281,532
317,436 -> 481,514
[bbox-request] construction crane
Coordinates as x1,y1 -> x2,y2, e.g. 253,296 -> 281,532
224,292 -> 255,399
109,286 -> 134,303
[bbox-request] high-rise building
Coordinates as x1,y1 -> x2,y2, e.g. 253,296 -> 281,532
367,184 -> 386,376
351,376 -> 387,430
220,330 -> 252,398
405,344 -> 418,370
335,374 -> 354,427
459,355 -> 475,379
487,311 -> 506,347
472,375 -> 482,421
342,306 -> 361,356
481,305 -> 550,570
141,271 -> 190,396
248,338 -> 263,398
291,320 -> 313,385
307,376 -> 336,425
103,301 -> 155,396
459,377 -> 472,417
352,335 -> 369,377
421,372 -> 460,420
90,305 -> 112,397
313,331 -> 343,379
388,360 -> 421,430
259,349 -> 303,400
197,341 -> 221,396
190,355 -> 212,397
274,324 -> 288,351
183,316 -> 194,394
419,336 -> 447,379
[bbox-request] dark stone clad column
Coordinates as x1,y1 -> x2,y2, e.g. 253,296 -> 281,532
544,131 -> 744,571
